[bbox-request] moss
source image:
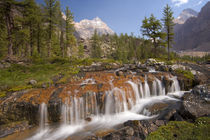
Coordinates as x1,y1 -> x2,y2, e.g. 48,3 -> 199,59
0,91 -> 6,98
147,117 -> 210,140
194,117 -> 210,140
8,85 -> 32,92
175,69 -> 194,80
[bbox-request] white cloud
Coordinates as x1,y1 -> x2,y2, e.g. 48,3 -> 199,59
172,0 -> 189,7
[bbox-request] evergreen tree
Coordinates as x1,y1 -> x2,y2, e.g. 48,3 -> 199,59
43,0 -> 58,57
78,43 -> 84,59
162,4 -> 175,61
56,0 -> 65,57
23,0 -> 40,56
65,6 -> 76,57
91,30 -> 102,58
0,0 -> 21,57
141,14 -> 166,57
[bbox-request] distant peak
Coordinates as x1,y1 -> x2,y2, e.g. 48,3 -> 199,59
93,17 -> 101,21
174,8 -> 198,24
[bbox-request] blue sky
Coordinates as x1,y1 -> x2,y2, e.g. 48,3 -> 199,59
37,0 -> 208,36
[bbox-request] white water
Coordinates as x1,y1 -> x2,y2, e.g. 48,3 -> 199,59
28,75 -> 184,140
39,103 -> 48,130
169,76 -> 181,93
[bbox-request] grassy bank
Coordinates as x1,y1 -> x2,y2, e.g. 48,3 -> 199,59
147,117 -> 210,140
0,57 -> 119,97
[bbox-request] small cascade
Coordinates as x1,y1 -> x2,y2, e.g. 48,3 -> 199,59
39,103 -> 48,130
156,78 -> 166,96
139,82 -> 144,98
62,93 -> 99,125
144,76 -> 151,98
152,80 -> 157,96
127,81 -> 141,102
170,76 -> 181,92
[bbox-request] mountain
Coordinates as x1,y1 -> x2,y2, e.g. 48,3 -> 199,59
174,8 -> 198,24
74,17 -> 115,39
173,2 -> 210,52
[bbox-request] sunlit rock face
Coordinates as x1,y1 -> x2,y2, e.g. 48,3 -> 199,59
174,8 -> 198,24
74,17 -> 115,39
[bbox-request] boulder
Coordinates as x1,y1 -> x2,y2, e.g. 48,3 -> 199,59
145,59 -> 158,66
28,80 -> 37,85
180,84 -> 210,120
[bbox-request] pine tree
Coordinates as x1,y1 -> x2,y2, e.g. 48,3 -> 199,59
141,14 -> 166,57
78,43 -> 84,59
43,0 -> 58,57
0,0 -> 20,57
65,6 -> 76,57
23,0 -> 40,56
91,30 -> 102,58
56,0 -> 65,57
162,4 -> 175,61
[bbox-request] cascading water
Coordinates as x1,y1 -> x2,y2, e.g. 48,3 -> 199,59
170,76 -> 181,93
39,103 -> 48,130
28,74 -> 183,140
144,76 -> 151,98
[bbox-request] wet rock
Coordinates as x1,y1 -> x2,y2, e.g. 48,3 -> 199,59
28,80 -> 37,85
145,103 -> 169,115
85,117 -> 92,122
0,121 -> 31,138
102,126 -> 135,140
48,88 -> 63,122
180,84 -> 210,120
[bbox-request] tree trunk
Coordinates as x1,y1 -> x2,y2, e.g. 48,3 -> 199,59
167,27 -> 170,61
5,11 -> 13,57
48,40 -> 51,57
30,24 -> 33,56
37,23 -> 41,54
60,30 -> 64,57
168,36 -> 170,61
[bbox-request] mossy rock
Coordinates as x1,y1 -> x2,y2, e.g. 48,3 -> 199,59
175,69 -> 194,80
147,117 -> 210,140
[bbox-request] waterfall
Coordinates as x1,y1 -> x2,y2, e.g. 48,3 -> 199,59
156,78 -> 166,96
29,73 -> 185,140
152,80 -> 157,96
144,76 -> 151,98
62,93 -> 99,125
127,81 -> 140,102
170,76 -> 181,92
139,82 -> 144,98
39,103 -> 48,130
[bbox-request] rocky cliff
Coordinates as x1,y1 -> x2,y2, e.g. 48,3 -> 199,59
173,2 -> 210,51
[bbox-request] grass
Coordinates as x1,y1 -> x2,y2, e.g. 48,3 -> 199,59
0,57 -> 119,97
147,117 -> 210,140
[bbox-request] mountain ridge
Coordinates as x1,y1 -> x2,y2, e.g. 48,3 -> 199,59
173,2 -> 210,52
74,17 -> 115,39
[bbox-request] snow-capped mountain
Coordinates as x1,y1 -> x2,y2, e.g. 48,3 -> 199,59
174,8 -> 198,24
74,17 -> 115,39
